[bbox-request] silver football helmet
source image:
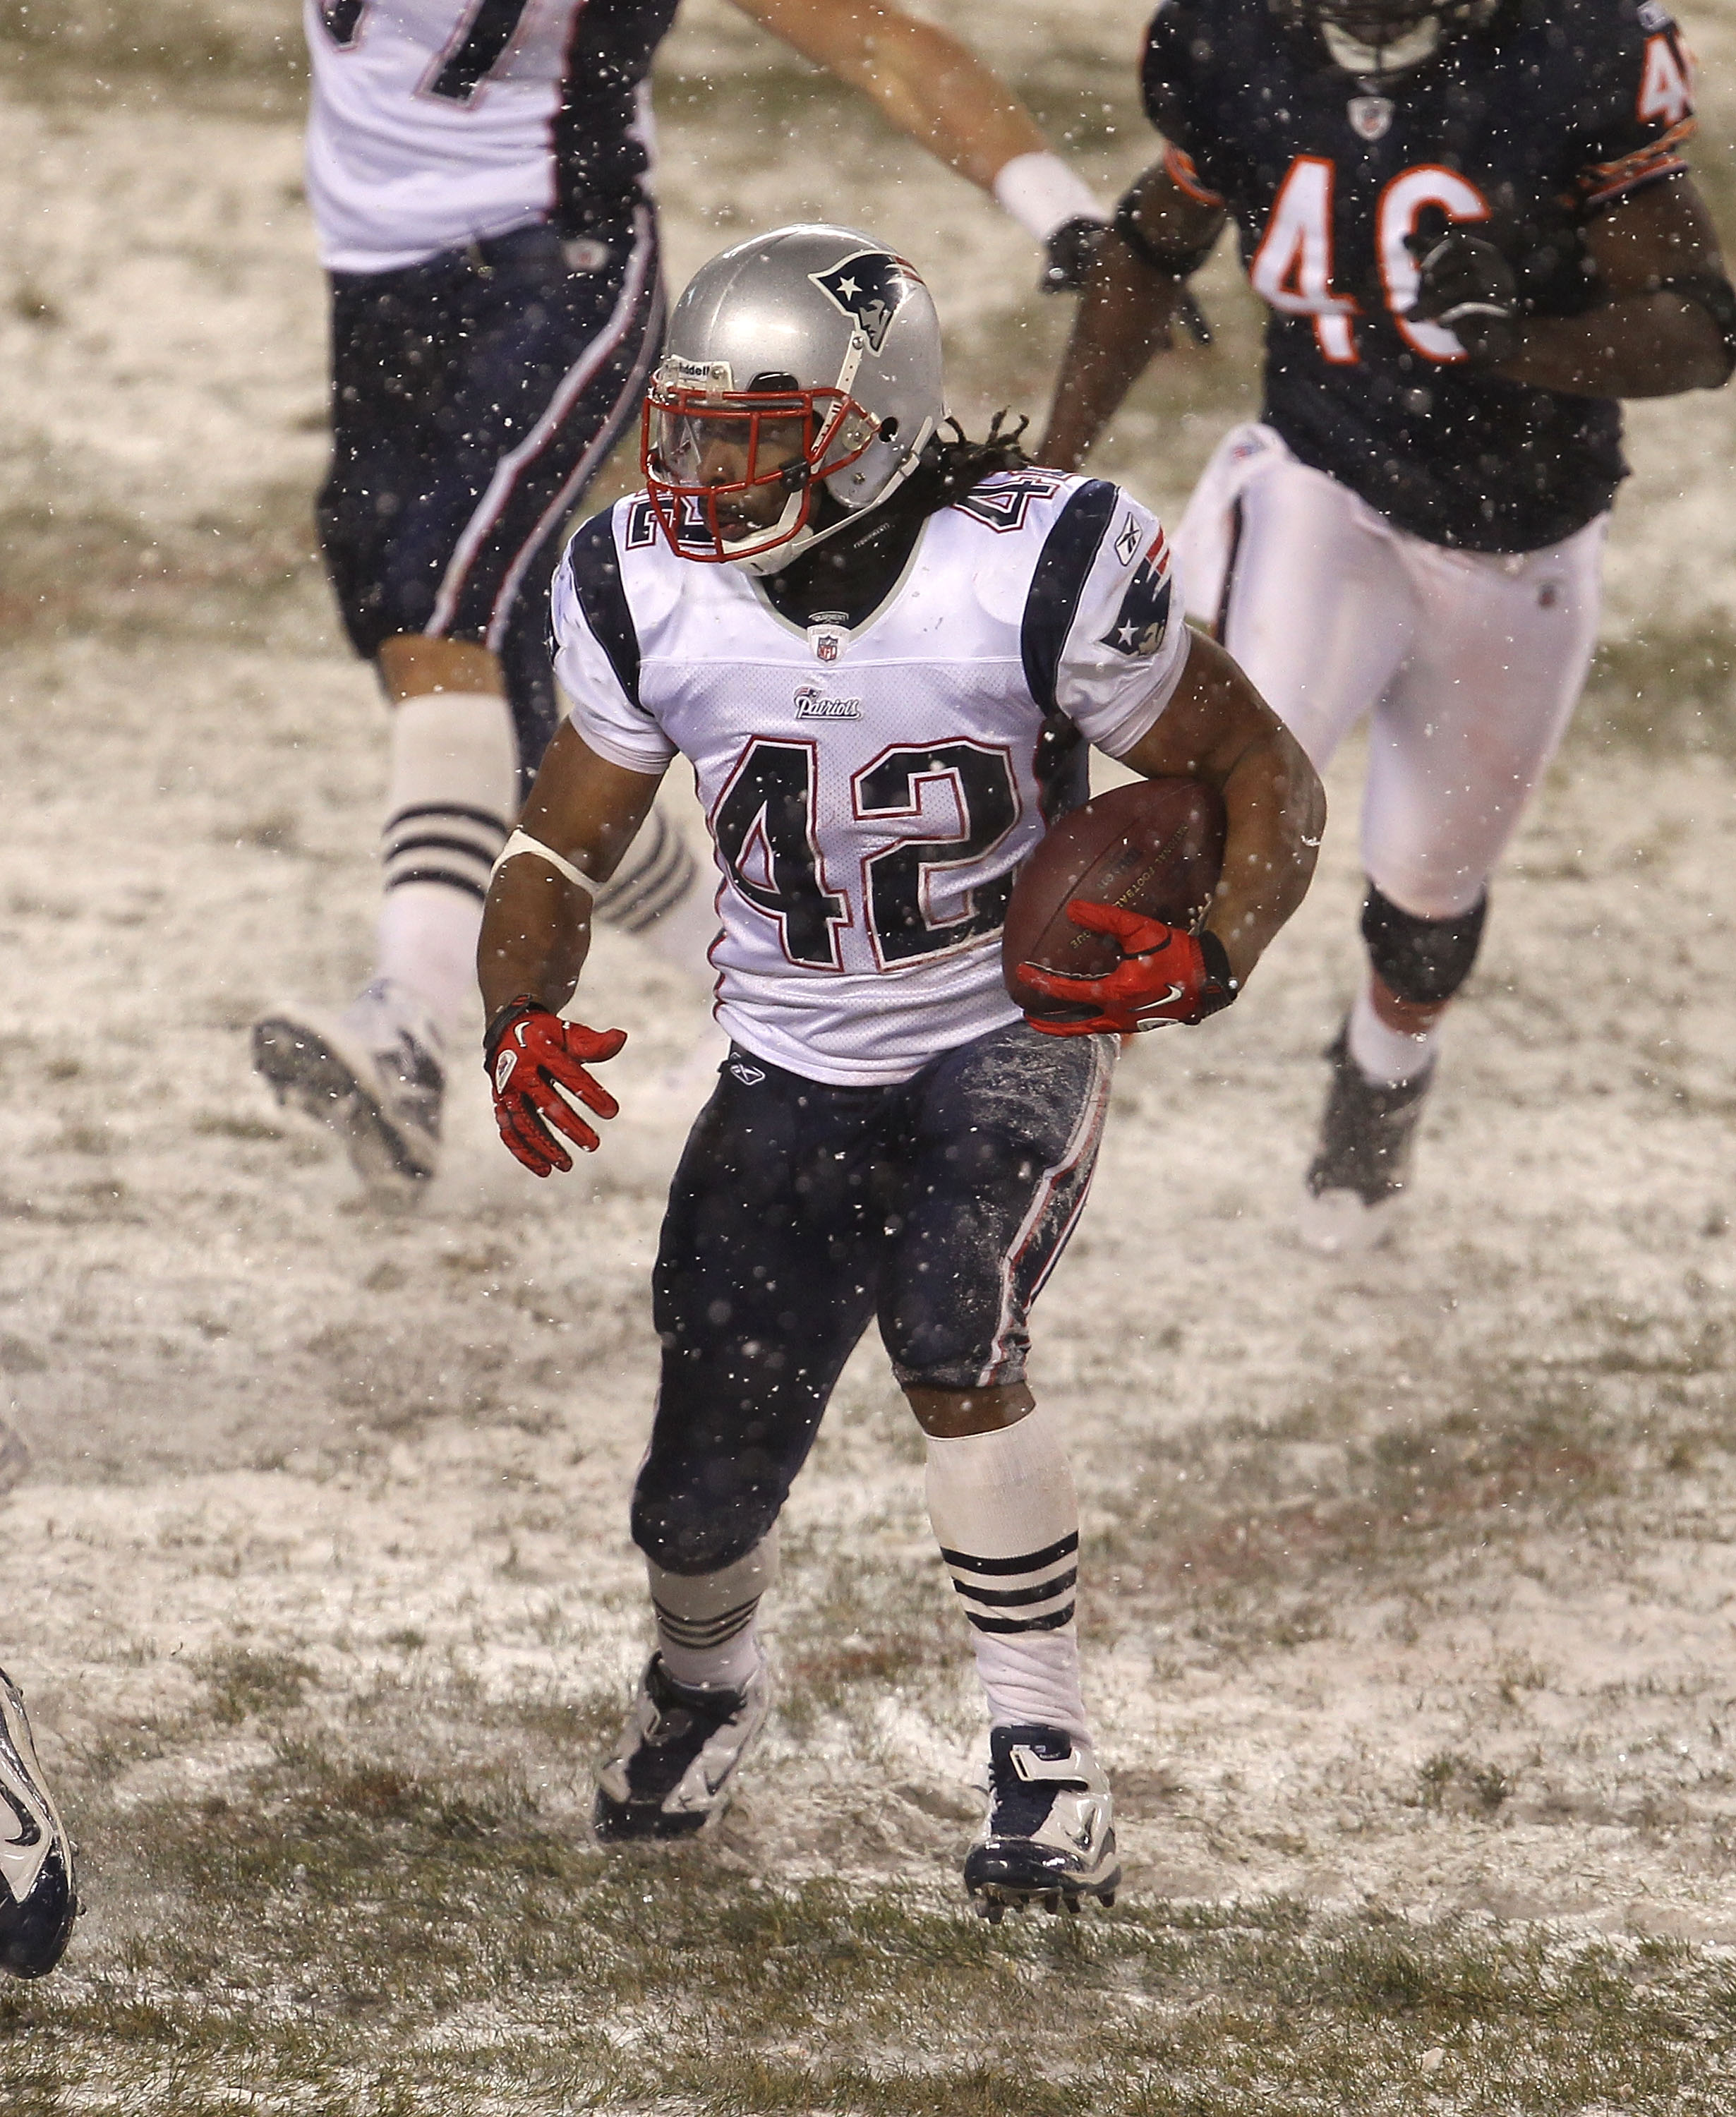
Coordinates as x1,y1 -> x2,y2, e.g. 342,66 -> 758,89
641,224 -> 946,573
1274,0 -> 1497,76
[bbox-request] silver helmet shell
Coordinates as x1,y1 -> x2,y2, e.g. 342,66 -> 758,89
646,223 -> 946,573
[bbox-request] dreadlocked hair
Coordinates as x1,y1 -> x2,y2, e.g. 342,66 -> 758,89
903,411 -> 1034,517
765,412 -> 1039,627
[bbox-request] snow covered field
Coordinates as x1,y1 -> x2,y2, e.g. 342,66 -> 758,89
3,4 -> 1736,2107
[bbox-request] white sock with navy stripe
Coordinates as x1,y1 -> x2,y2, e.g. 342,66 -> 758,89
924,1411 -> 1089,1740
374,689 -> 516,1034
646,1528 -> 777,1694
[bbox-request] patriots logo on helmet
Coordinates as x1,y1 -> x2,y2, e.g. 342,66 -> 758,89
1101,532 -> 1174,658
808,250 -> 920,354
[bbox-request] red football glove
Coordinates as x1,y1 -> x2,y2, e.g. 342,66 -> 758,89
484,998 -> 627,1176
1018,902 -> 1239,1036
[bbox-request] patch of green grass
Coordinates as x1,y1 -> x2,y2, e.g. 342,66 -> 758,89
6,1730 -> 1735,2113
1086,1373 -> 1636,1659
1574,620 -> 1736,760
0,489 -> 329,649
198,1645 -> 317,1725
1417,1751 -> 1515,1817
0,0 -> 305,111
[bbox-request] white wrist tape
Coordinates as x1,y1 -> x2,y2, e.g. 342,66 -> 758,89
992,150 -> 1104,243
490,828 -> 596,898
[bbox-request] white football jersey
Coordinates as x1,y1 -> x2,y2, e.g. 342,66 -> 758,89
552,474 -> 1191,1086
303,0 -> 667,272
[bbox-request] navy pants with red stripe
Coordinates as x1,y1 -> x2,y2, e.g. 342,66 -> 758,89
316,212 -> 662,772
633,1018 -> 1116,1576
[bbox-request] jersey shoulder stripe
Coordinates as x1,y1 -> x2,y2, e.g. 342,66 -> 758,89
564,509 -> 644,713
1021,479 -> 1121,715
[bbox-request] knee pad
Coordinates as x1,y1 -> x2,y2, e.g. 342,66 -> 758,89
1361,882 -> 1487,1007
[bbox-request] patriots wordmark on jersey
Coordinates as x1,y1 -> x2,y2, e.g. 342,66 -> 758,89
1144,0 -> 1698,551
304,0 -> 677,271
550,474 -> 1191,1085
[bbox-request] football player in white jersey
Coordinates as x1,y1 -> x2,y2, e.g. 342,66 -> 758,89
476,227 -> 1324,1912
0,1663 -> 78,1978
253,0 -> 1112,1190
1039,0 -> 1735,1252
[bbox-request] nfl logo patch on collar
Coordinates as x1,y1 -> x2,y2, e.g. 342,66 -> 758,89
807,621 -> 848,663
1348,95 -> 1393,142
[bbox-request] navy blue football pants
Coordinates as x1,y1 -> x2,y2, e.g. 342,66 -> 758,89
632,1020 -> 1116,1577
316,212 -> 663,772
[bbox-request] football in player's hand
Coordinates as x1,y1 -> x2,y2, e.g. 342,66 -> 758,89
1003,778 -> 1226,1019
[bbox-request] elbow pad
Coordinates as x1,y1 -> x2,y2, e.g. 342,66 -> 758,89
1657,271 -> 1736,381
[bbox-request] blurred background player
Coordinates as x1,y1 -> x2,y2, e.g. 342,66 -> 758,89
475,226 -> 1321,1906
253,0 -> 1109,1189
1039,0 -> 1734,1250
0,1663 -> 77,1979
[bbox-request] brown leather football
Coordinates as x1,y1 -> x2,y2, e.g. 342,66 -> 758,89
1002,778 -> 1227,1017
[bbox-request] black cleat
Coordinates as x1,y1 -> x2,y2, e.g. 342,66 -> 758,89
0,1666 -> 78,1979
1297,1023 -> 1435,1255
593,1653 -> 771,1842
964,1725 -> 1119,1920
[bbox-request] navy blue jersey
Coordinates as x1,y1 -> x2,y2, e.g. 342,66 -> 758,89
1143,0 -> 1698,551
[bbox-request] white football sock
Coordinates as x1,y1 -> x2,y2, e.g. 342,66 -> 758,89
373,689 -> 517,1036
1348,975 -> 1438,1088
647,1528 -> 778,1694
374,888 -> 477,1041
924,1411 -> 1089,1740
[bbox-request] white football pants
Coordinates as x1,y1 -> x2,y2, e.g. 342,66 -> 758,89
1176,423 -> 1605,920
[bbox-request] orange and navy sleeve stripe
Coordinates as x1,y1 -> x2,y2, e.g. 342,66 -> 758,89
1577,116 -> 1696,210
1163,142 -> 1226,210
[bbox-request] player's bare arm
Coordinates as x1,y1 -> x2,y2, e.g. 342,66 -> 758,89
1037,162 -> 1224,470
730,0 -> 1042,189
1472,179 -> 1733,398
476,725 -> 663,1175
1120,631 -> 1325,989
478,723 -> 663,1023
728,0 -> 1102,282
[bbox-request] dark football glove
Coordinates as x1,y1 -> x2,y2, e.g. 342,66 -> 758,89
1018,903 -> 1239,1036
1042,215 -> 1107,294
484,997 -> 626,1176
1404,209 -> 1519,366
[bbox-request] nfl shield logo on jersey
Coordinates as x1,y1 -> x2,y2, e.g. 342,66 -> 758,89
1348,95 -> 1393,141
808,250 -> 920,354
1100,533 -> 1173,658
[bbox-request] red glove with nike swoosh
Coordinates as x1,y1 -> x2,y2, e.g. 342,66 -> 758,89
484,997 -> 627,1176
1018,901 -> 1239,1035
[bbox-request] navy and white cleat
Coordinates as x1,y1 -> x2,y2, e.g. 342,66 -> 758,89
253,977 -> 445,1189
0,1665 -> 78,1979
965,1724 -> 1119,1922
593,1653 -> 771,1842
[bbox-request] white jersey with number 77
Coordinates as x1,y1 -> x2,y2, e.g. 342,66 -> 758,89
303,0 -> 673,272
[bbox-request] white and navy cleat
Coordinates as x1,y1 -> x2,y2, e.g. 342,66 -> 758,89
253,977 -> 445,1189
964,1724 -> 1120,1922
0,1665 -> 78,1979
593,1653 -> 772,1842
